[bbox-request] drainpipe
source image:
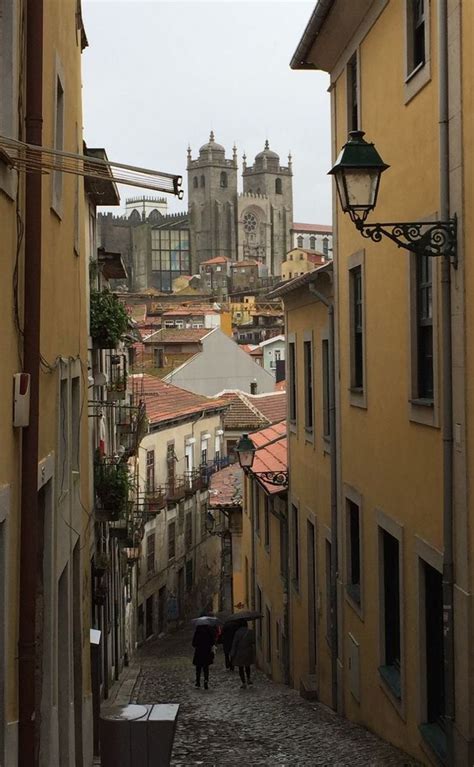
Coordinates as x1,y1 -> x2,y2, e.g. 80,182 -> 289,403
18,1 -> 43,764
309,283 -> 338,712
439,1 -> 455,762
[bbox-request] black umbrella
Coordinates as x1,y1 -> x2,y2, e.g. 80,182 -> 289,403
224,610 -> 263,623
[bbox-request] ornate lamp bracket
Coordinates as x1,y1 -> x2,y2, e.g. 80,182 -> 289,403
254,471 -> 288,487
355,217 -> 457,266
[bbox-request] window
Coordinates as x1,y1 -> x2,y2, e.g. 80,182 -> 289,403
416,255 -> 433,399
52,73 -> 65,211
193,176 -> 198,188
421,561 -> 445,741
347,52 -> 359,132
346,500 -> 361,605
275,178 -> 282,194
256,586 -> 263,643
380,530 -> 401,698
309,236 -> 316,250
264,495 -> 270,549
323,237 -> 329,257
265,606 -> 272,663
325,539 -> 332,641
304,339 -> 313,432
322,339 -> 330,439
297,236 -> 303,248
201,440 -> 208,465
146,450 -> 155,494
220,171 -> 227,188
168,521 -> 176,560
71,376 -> 80,472
407,0 -> 426,74
350,266 -> 364,390
200,175 -> 205,188
279,517 -> 288,579
186,559 -> 193,591
185,512 -> 193,550
200,502 -> 207,539
167,443 -> 175,486
288,340 -> 296,423
254,484 -> 260,536
291,504 -> 299,588
146,533 -> 155,573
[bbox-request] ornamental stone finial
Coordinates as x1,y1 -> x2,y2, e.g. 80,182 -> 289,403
210,130 -> 215,142
265,139 -> 269,150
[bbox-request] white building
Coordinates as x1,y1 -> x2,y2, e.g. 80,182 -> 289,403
292,222 -> 333,259
134,375 -> 228,640
258,335 -> 286,377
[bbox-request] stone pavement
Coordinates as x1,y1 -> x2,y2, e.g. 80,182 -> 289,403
128,628 -> 421,767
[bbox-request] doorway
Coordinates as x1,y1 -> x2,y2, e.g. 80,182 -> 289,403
145,596 -> 153,639
158,586 -> 166,634
421,560 -> 445,757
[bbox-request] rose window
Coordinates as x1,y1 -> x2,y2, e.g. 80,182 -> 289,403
243,212 -> 258,233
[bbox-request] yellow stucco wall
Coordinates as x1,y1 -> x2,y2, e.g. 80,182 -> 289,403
281,248 -> 319,281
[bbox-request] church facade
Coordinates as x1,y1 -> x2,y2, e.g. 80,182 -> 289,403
188,132 -> 293,276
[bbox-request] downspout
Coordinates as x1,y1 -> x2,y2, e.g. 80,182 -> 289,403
18,1 -> 43,764
439,1 -> 455,761
309,283 -> 338,712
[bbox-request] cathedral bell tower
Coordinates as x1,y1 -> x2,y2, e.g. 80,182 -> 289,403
187,132 -> 238,269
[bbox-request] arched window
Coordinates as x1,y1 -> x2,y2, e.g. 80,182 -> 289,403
200,175 -> 205,188
323,237 -> 329,256
275,178 -> 282,194
220,171 -> 227,188
193,177 -> 198,189
310,236 -> 316,250
297,236 -> 303,248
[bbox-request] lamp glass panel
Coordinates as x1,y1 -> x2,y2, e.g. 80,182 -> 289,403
238,449 -> 254,469
343,169 -> 379,210
335,173 -> 350,211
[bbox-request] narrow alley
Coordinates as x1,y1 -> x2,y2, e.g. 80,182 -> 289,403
128,629 -> 420,767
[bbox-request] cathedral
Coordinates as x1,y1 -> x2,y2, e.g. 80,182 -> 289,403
98,133 -> 294,292
187,132 -> 293,275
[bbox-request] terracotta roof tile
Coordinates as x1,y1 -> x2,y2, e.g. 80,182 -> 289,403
249,392 -> 286,423
292,223 -> 333,233
214,391 -> 286,430
249,421 -> 287,494
144,327 -> 211,344
208,464 -> 244,508
131,374 -> 227,425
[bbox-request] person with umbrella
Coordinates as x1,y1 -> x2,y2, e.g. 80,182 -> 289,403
218,620 -> 239,671
191,616 -> 218,690
230,619 -> 256,689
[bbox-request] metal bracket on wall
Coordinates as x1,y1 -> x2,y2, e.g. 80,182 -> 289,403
357,216 -> 457,266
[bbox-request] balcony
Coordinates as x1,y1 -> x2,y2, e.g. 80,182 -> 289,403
166,478 -> 186,504
94,459 -> 132,522
143,488 -> 167,515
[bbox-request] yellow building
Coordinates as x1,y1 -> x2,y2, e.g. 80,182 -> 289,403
0,1 -> 93,763
240,422 -> 289,684
280,247 -> 325,281
291,1 -> 473,764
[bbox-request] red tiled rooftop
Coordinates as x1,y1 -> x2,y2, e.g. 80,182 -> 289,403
293,222 -> 333,234
275,379 -> 286,392
214,391 -> 286,430
200,256 -> 230,265
249,421 -> 287,495
144,327 -> 211,344
208,464 -> 244,509
230,260 -> 258,267
249,392 -> 286,423
130,374 -> 227,425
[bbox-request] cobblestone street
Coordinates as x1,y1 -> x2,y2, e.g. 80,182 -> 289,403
130,629 -> 420,767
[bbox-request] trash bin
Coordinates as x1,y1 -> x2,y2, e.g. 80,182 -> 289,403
100,703 -> 179,767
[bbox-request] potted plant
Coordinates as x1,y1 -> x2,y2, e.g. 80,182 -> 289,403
107,374 -> 127,402
94,461 -> 132,521
90,290 -> 130,349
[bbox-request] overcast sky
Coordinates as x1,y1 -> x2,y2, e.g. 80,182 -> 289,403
81,0 -> 332,224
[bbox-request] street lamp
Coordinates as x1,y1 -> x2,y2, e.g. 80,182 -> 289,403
329,131 -> 457,263
236,433 -> 288,487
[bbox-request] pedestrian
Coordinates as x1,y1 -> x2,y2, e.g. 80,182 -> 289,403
192,623 -> 216,690
230,620 -> 255,689
218,621 -> 239,671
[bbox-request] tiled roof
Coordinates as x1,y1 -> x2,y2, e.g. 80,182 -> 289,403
292,223 -> 333,234
275,379 -> 286,392
250,392 -> 286,423
249,421 -> 287,495
144,327 -> 211,344
200,256 -> 230,265
218,392 -> 268,430
131,374 -> 227,425
268,262 -> 333,298
208,464 -> 244,509
249,347 -> 263,356
214,390 -> 286,429
230,260 -> 258,267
